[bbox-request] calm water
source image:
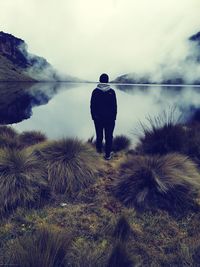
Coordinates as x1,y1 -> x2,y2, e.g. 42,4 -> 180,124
1,82 -> 200,145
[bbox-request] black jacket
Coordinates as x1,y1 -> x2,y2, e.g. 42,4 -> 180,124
90,87 -> 117,121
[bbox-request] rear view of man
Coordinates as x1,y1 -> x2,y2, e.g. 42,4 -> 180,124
90,73 -> 117,160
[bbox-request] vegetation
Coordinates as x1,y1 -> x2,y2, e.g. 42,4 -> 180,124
136,111 -> 187,155
0,125 -> 18,139
10,226 -> 71,267
112,135 -> 131,152
0,148 -> 49,216
112,216 -> 132,242
88,134 -> 131,153
0,125 -> 19,149
111,153 -> 200,213
18,130 -> 47,148
34,138 -> 99,199
106,243 -> 133,267
1,122 -> 200,266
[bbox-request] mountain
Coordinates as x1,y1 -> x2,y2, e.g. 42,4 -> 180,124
0,31 -> 79,82
113,31 -> 200,85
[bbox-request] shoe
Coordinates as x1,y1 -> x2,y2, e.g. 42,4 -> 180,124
104,152 -> 114,160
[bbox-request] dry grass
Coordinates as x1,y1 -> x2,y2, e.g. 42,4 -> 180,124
0,125 -> 18,139
18,130 -> 47,148
0,148 -> 49,216
136,110 -> 187,155
0,126 -> 19,149
10,226 -> 71,267
106,243 -> 133,267
34,138 -> 100,200
111,153 -> 200,213
112,216 -> 132,242
112,135 -> 131,152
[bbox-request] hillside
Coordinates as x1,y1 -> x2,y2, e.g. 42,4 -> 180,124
0,54 -> 35,81
0,31 -> 79,82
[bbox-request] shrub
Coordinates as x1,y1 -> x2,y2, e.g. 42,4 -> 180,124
34,138 -> 99,199
0,125 -> 18,138
0,126 -> 19,149
18,130 -> 47,148
0,148 -> 49,215
111,153 -> 200,212
112,135 -> 131,152
136,111 -> 187,155
10,226 -> 71,267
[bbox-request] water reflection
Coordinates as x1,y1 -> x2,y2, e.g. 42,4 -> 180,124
0,82 -> 77,124
0,82 -> 200,143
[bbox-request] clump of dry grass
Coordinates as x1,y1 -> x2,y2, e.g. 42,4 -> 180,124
0,126 -> 19,149
10,226 -> 71,267
0,125 -> 18,139
112,135 -> 131,152
111,153 -> 200,212
34,138 -> 99,200
112,216 -> 132,242
18,130 -> 47,148
0,148 -> 49,216
136,110 -> 187,155
106,243 -> 133,267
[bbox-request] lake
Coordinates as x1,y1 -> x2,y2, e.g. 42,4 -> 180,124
0,82 -> 200,145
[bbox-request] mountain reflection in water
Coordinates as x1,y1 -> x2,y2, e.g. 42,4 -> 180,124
0,82 -> 200,143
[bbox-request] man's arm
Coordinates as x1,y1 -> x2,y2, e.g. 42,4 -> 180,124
113,90 -> 117,120
90,90 -> 96,120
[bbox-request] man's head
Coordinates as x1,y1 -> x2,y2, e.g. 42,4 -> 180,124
99,73 -> 109,83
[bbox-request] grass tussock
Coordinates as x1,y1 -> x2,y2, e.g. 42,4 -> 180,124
0,148 -> 49,215
10,226 -> 71,267
34,138 -> 99,199
136,110 -> 187,155
111,153 -> 200,212
18,130 -> 47,148
106,243 -> 133,267
112,216 -> 132,242
0,126 -> 19,149
112,135 -> 131,152
0,125 -> 18,139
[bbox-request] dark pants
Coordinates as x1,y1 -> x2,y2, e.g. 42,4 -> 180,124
94,120 -> 115,156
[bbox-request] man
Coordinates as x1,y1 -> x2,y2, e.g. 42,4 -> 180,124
90,73 -> 117,160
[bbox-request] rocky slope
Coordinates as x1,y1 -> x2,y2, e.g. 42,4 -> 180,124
0,31 -> 79,82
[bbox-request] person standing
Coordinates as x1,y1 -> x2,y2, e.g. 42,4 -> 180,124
90,73 -> 117,160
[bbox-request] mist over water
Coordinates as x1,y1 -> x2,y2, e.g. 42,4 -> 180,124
0,82 -> 198,146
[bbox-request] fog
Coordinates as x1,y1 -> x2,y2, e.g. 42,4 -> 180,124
0,0 -> 200,81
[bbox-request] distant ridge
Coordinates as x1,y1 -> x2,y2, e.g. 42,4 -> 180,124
0,31 -> 81,82
113,31 -> 200,85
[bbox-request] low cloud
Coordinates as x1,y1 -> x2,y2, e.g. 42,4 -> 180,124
0,0 -> 200,81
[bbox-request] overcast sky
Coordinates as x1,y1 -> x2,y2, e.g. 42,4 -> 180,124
0,0 -> 200,81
